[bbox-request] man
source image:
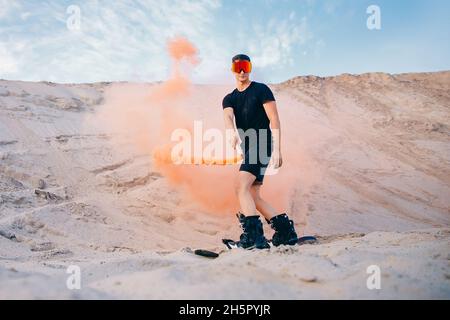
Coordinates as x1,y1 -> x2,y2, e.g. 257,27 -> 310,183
222,54 -> 299,249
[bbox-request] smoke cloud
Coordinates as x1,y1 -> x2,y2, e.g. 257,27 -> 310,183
85,36 -> 322,219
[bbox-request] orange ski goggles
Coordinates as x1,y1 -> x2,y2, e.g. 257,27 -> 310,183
231,60 -> 252,73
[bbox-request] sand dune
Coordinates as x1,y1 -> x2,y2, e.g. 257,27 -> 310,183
0,71 -> 449,299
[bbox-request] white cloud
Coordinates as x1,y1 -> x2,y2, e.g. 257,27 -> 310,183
249,16 -> 312,69
0,0 -> 222,82
20,12 -> 31,20
0,44 -> 18,74
0,0 -> 21,19
323,0 -> 342,15
0,0 -> 316,83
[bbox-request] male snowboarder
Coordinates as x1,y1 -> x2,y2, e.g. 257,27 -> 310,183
222,54 -> 299,249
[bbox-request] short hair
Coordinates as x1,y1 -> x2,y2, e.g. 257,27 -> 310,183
232,54 -> 251,62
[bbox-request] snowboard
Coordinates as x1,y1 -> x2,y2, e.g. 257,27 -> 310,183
189,236 -> 318,259
222,236 -> 318,250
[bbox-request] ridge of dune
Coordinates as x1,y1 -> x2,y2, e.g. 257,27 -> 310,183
0,70 -> 449,299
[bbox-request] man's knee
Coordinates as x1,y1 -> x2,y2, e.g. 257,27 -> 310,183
250,186 -> 262,201
238,182 -> 252,196
237,178 -> 254,196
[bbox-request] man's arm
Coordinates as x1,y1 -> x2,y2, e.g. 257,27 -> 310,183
263,101 -> 282,168
223,107 -> 239,149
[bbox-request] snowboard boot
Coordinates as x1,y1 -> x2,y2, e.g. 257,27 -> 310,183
267,213 -> 298,246
236,213 -> 270,249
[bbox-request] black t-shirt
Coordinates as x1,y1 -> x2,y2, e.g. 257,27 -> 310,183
222,81 -> 275,133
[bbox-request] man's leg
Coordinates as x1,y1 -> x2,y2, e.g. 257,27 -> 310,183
237,171 -> 258,215
250,185 -> 278,221
250,184 -> 299,246
234,171 -> 270,249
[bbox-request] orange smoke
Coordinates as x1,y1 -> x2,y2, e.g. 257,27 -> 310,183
85,36 -> 322,219
85,37 -> 241,213
168,37 -> 199,65
153,150 -> 243,166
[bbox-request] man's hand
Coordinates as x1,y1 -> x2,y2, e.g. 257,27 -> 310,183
270,149 -> 283,169
228,133 -> 239,150
263,101 -> 283,169
223,107 -> 239,150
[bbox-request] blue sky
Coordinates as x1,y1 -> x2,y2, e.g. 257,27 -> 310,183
1,0 -> 449,84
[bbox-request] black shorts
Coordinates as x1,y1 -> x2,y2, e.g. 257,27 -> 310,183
239,141 -> 273,185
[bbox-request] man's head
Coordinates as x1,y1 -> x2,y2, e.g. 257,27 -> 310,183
231,54 -> 252,83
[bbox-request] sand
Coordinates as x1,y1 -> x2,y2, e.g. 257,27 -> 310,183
0,71 -> 449,299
